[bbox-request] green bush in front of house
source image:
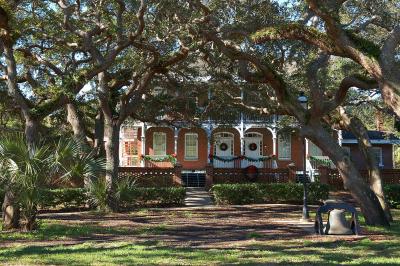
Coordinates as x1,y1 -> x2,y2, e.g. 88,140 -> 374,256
119,187 -> 186,207
35,186 -> 186,210
38,188 -> 88,209
211,183 -> 330,205
385,184 -> 400,209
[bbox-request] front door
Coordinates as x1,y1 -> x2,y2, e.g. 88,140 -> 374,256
244,133 -> 263,168
214,133 -> 234,168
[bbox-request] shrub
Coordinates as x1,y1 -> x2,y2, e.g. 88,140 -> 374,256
33,186 -> 186,210
38,188 -> 88,209
87,178 -> 108,211
212,183 -> 330,205
120,187 -> 186,207
384,184 -> 400,209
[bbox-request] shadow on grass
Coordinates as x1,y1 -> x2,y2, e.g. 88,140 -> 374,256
0,221 -> 169,242
1,238 -> 399,266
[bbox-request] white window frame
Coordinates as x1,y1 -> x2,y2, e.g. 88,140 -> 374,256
278,133 -> 291,160
121,126 -> 139,167
184,133 -> 198,160
372,147 -> 383,167
244,132 -> 263,156
153,132 -> 167,156
214,132 -> 234,156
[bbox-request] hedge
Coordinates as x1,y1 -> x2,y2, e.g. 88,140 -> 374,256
119,187 -> 186,207
0,187 -> 186,210
211,183 -> 330,205
38,188 -> 88,209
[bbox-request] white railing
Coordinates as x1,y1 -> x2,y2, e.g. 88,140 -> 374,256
213,157 -> 236,168
213,156 -> 275,169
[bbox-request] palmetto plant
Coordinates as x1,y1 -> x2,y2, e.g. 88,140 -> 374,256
0,134 -> 52,231
0,134 -> 105,231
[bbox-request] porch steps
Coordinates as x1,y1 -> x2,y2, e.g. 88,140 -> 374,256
184,187 -> 214,207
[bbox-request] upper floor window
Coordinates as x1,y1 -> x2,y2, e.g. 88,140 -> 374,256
185,133 -> 198,160
153,132 -> 166,156
309,141 -> 323,156
372,147 -> 383,166
123,126 -> 138,139
278,133 -> 291,160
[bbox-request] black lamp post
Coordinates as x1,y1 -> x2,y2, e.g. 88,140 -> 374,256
298,91 -> 310,221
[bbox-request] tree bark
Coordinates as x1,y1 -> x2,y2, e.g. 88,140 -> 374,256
94,111 -> 105,156
1,188 -> 20,230
302,121 -> 390,226
103,117 -> 120,211
66,102 -> 88,143
339,110 -> 393,222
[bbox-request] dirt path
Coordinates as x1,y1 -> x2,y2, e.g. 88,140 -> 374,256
1,204 -> 370,249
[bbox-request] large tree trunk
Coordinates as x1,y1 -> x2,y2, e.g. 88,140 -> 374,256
25,116 -> 39,149
1,188 -> 20,230
303,122 -> 390,226
94,111 -> 105,157
66,102 -> 88,143
339,111 -> 393,222
103,118 -> 120,211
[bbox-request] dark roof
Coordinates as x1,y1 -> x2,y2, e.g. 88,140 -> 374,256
342,130 -> 400,140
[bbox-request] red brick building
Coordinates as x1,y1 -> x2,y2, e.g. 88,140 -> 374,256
119,120 -> 398,170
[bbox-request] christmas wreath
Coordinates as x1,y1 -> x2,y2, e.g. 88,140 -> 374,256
219,142 -> 228,151
248,142 -> 258,151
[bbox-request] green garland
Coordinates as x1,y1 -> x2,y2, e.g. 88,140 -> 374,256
309,156 -> 332,167
141,155 -> 177,166
210,154 -> 276,163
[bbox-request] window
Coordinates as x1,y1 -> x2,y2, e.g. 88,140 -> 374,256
342,146 -> 351,158
123,141 -> 138,156
309,141 -> 323,156
122,143 -> 139,166
372,147 -> 383,166
185,133 -> 198,160
121,126 -> 139,166
123,127 -> 138,139
153,132 -> 166,156
278,133 -> 291,160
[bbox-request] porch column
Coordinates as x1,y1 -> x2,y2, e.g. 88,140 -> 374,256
240,89 -> 244,155
338,129 -> 343,146
206,128 -> 212,164
272,129 -> 277,156
240,128 -> 244,155
174,127 -> 178,154
141,122 -> 146,167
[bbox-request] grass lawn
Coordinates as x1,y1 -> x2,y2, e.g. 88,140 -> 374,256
0,206 -> 399,265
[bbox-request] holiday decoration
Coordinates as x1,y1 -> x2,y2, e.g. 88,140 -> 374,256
309,156 -> 333,167
209,154 -> 276,162
141,154 -> 177,165
219,142 -> 228,151
248,142 -> 258,151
